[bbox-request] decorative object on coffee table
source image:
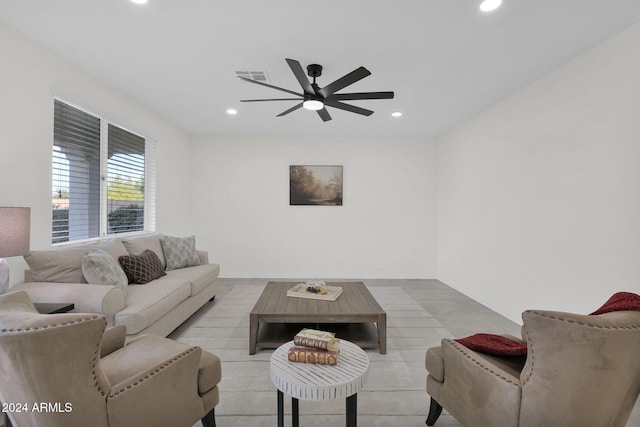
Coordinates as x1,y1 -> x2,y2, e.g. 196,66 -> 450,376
0,207 -> 30,294
271,339 -> 369,427
286,282 -> 343,301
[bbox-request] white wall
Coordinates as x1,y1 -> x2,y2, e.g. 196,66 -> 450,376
0,23 -> 193,286
437,22 -> 640,322
190,135 -> 437,279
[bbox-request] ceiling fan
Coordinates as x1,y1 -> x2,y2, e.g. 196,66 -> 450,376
238,58 -> 394,122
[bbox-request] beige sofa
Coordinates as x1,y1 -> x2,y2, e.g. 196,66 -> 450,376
12,233 -> 219,338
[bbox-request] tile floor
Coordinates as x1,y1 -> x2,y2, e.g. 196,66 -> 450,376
170,278 -> 639,427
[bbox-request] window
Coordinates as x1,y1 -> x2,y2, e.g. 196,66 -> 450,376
52,100 -> 156,244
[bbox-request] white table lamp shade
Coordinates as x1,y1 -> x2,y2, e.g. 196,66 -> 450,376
0,207 -> 31,294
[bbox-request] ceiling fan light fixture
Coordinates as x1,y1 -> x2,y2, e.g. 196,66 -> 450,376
480,0 -> 502,12
303,100 -> 324,111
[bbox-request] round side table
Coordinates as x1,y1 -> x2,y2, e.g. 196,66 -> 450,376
270,339 -> 370,427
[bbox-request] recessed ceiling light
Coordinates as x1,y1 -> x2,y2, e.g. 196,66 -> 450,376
480,0 -> 502,12
130,0 -> 148,4
391,111 -> 402,118
226,109 -> 238,115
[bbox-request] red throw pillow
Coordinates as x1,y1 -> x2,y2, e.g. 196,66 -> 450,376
455,333 -> 527,357
590,291 -> 640,315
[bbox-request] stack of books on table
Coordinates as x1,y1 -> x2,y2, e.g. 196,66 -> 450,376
287,329 -> 341,366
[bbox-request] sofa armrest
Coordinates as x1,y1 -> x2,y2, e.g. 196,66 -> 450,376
12,281 -> 126,326
101,325 -> 127,358
197,250 -> 209,264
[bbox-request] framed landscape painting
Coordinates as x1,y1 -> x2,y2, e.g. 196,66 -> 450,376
290,165 -> 343,206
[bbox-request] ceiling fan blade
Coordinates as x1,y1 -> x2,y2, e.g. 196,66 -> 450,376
317,108 -> 332,122
324,100 -> 374,116
237,76 -> 302,97
276,103 -> 303,117
327,91 -> 394,101
241,98 -> 302,102
285,58 -> 315,95
318,66 -> 371,98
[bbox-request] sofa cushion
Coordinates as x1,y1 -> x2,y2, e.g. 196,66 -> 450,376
90,239 -> 129,261
160,235 -> 201,271
24,247 -> 89,283
119,250 -> 166,284
101,334 -> 196,386
121,233 -> 166,268
165,264 -> 220,296
114,278 -> 190,334
82,249 -> 129,295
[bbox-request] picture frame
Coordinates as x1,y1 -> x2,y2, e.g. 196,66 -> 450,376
289,165 -> 343,206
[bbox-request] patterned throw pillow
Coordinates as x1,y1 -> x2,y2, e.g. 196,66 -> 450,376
160,235 -> 201,271
82,249 -> 129,295
118,249 -> 166,284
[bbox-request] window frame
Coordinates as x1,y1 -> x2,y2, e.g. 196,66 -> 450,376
52,98 -> 156,246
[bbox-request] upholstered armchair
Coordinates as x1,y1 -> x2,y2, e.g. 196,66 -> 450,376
0,290 -> 221,427
425,308 -> 640,427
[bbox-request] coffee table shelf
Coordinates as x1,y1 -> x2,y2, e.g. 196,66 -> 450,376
256,322 -> 380,351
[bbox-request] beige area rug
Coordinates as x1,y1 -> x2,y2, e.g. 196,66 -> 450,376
172,284 -> 458,427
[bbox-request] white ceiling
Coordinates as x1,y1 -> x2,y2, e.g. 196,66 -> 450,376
2,1 -> 640,138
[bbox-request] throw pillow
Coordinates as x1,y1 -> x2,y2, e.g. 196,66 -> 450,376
590,291 -> 640,315
82,249 -> 129,296
160,234 -> 201,271
24,247 -> 89,283
119,249 -> 166,284
455,333 -> 528,357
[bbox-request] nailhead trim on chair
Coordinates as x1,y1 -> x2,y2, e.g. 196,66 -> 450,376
93,339 -> 108,397
0,316 -> 103,333
521,328 -> 535,386
0,316 -> 110,397
446,339 -> 521,386
526,310 -> 640,330
521,310 -> 640,386
108,347 -> 198,397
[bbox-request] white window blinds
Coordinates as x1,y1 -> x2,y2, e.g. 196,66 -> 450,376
52,100 -> 156,244
52,100 -> 101,243
107,124 -> 145,234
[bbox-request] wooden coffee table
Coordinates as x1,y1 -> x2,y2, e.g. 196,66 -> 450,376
249,281 -> 386,355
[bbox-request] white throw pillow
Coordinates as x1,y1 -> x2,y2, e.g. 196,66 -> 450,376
24,247 -> 89,283
160,235 -> 201,271
82,249 -> 128,295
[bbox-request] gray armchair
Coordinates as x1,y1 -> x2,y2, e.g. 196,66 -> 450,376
425,308 -> 640,427
0,290 -> 221,427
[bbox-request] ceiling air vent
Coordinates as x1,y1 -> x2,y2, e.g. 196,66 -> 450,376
235,70 -> 269,82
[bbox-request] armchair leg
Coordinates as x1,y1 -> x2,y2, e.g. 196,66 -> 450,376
201,408 -> 216,427
426,398 -> 443,426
